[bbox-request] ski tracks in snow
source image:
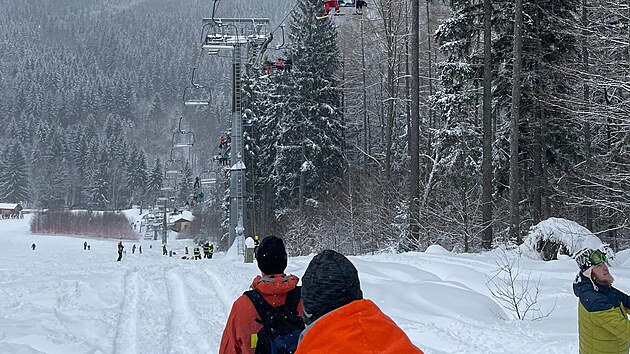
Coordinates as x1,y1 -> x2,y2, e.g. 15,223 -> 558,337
113,269 -> 139,354
165,268 -> 212,354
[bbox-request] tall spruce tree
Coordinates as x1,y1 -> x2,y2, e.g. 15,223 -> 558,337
178,161 -> 193,205
0,142 -> 29,203
270,0 -> 344,211
147,158 -> 164,203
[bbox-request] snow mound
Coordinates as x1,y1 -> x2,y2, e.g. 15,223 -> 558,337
425,244 -> 451,254
521,217 -> 603,260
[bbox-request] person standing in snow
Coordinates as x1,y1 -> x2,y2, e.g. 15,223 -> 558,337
296,250 -> 424,354
162,244 -> 168,256
573,247 -> 630,354
84,241 -> 88,250
219,236 -> 304,354
139,245 -> 142,254
117,241 -> 124,262
132,244 -> 136,254
31,243 -> 36,251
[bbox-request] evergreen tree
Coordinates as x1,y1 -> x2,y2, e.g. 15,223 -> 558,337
0,142 -> 29,203
178,161 -> 193,205
268,0 -> 344,211
126,146 -> 148,205
83,147 -> 110,210
147,157 -> 164,202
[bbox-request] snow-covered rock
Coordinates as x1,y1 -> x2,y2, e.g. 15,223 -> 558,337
521,217 -> 603,260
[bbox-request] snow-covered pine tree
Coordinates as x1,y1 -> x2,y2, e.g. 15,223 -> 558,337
146,157 -> 164,204
30,123 -> 69,207
125,145 -> 148,207
83,147 -> 110,211
271,0 -> 344,212
178,161 -> 193,205
0,141 -> 29,203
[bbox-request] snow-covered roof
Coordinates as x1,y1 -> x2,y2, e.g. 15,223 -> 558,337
0,203 -> 21,210
171,211 -> 194,223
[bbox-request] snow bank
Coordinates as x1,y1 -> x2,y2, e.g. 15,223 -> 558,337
521,217 -> 603,260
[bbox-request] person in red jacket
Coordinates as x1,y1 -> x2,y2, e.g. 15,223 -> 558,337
219,236 -> 304,354
296,250 -> 424,354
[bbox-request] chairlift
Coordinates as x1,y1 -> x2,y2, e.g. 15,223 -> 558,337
199,170 -> 219,185
183,68 -> 211,106
201,18 -> 270,54
164,159 -> 181,175
172,131 -> 195,148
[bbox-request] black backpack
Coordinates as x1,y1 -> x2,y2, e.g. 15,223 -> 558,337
244,287 -> 305,354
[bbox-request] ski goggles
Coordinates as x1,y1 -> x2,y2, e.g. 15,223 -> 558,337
589,249 -> 608,266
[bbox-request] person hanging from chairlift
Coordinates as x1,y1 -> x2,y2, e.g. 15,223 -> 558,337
323,0 -> 342,16
262,54 -> 273,74
355,0 -> 367,14
274,58 -> 285,71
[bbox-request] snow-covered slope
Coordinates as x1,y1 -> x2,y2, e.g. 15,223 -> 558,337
1,215 -> 628,353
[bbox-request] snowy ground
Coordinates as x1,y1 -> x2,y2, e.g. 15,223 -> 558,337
2,215 -> 630,353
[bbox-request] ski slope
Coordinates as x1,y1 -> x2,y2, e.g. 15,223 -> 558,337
2,215 -> 630,353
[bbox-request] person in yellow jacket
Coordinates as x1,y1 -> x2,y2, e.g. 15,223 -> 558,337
573,247 -> 630,354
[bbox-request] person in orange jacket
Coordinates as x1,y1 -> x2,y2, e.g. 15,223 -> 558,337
296,249 -> 424,354
219,236 -> 304,354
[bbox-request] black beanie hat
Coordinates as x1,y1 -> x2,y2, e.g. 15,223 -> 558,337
256,236 -> 288,275
301,249 -> 363,325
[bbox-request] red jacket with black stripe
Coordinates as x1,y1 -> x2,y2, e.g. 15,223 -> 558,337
219,274 -> 303,354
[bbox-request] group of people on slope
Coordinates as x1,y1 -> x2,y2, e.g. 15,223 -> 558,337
219,236 -> 424,354
116,241 -> 141,261
219,237 -> 630,354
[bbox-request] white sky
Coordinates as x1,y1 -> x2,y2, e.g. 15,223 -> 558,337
1,212 -> 629,353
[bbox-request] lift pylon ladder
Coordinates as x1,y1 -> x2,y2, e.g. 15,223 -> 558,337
200,17 -> 270,252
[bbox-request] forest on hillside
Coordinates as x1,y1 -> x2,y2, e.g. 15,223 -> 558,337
0,0 -> 628,254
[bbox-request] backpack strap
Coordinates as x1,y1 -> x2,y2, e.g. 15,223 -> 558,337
284,286 -> 301,314
244,286 -> 302,323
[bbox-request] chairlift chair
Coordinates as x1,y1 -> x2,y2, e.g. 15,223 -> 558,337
183,68 -> 211,106
164,160 -> 181,175
199,170 -> 219,185
172,131 -> 195,148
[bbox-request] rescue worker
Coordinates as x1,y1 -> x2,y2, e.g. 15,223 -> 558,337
204,242 -> 211,259
296,250 -> 424,354
573,247 -> 630,354
117,241 -> 124,262
253,234 -> 260,259
219,236 -> 304,354
194,245 -> 201,260
208,243 -> 214,259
